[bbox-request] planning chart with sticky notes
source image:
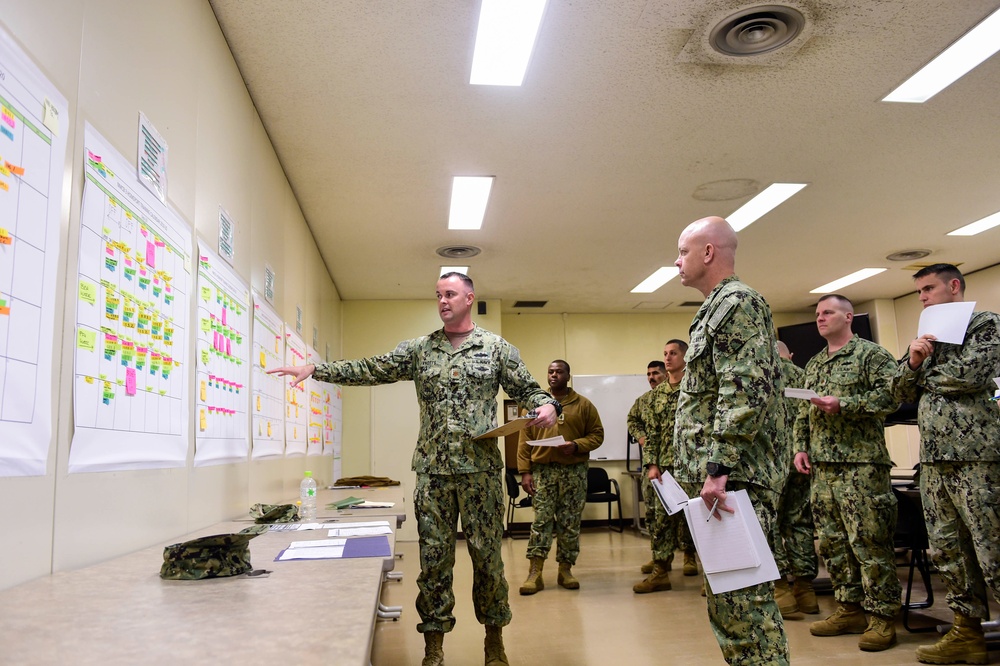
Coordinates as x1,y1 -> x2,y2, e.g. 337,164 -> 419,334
251,292 -> 285,458
70,125 -> 190,473
0,28 -> 69,477
284,328 -> 308,456
193,241 -> 250,466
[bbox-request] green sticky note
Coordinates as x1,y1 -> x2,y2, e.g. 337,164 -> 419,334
78,281 -> 97,305
201,349 -> 210,365
201,285 -> 211,301
77,329 -> 96,351
200,318 -> 210,332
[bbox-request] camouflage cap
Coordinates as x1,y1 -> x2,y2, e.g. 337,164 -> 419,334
160,526 -> 266,580
249,502 -> 301,524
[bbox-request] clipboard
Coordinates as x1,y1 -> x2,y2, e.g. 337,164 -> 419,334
473,417 -> 534,440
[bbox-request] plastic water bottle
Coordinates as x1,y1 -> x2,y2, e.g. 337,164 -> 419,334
299,471 -> 318,521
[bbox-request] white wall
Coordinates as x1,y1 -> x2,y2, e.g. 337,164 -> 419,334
0,0 -> 342,590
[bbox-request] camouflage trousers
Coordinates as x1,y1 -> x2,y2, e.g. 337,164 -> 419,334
921,461 -> 1000,620
645,467 -> 685,563
705,482 -> 789,666
413,471 -> 510,633
526,462 -> 587,564
773,469 -> 817,578
811,462 -> 901,617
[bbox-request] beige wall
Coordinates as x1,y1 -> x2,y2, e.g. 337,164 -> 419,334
0,1 -> 341,590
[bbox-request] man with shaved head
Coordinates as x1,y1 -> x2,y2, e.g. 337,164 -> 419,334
672,216 -> 790,665
793,294 -> 901,651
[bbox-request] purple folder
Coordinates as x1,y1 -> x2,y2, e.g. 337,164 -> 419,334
342,535 -> 392,559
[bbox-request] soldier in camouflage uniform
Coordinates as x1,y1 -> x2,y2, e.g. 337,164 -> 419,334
672,216 -> 790,666
268,272 -> 560,666
627,360 -> 666,575
890,264 -> 1000,666
792,294 -> 901,651
772,341 -> 819,618
517,360 -> 604,594
634,339 -> 690,593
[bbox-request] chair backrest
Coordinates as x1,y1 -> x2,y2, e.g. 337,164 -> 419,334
586,466 -> 610,495
504,469 -> 520,500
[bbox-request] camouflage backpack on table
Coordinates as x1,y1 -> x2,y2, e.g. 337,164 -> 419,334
159,525 -> 267,580
249,502 -> 301,523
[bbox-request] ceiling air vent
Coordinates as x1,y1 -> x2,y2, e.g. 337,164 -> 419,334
709,5 -> 805,56
512,301 -> 547,308
885,249 -> 931,262
436,245 -> 481,259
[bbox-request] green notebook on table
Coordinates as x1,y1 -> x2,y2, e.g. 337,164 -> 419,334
328,496 -> 364,510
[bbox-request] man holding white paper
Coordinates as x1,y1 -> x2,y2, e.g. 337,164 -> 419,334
672,216 -> 789,666
891,263 -> 1000,666
791,294 -> 901,651
517,360 -> 604,595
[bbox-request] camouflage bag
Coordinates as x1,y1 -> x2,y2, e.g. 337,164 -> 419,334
159,525 -> 267,580
249,502 -> 301,523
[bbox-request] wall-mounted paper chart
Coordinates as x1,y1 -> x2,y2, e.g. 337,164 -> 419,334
251,291 -> 284,458
70,124 -> 191,473
0,27 -> 69,477
305,345 -> 323,457
284,327 -> 307,456
194,240 -> 249,466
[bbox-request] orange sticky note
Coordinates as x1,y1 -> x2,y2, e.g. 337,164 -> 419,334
199,409 -> 207,431
200,380 -> 207,401
4,161 -> 24,176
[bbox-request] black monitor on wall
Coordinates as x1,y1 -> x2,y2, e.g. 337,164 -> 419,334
777,314 -> 874,369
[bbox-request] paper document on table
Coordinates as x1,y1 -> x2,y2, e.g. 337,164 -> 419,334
327,525 -> 392,537
277,545 -> 345,560
651,471 -> 689,516
288,538 -> 347,549
784,388 -> 819,400
275,535 -> 392,561
474,417 -> 533,440
353,501 -> 395,509
683,490 -> 780,594
917,301 -> 976,345
527,436 -> 565,447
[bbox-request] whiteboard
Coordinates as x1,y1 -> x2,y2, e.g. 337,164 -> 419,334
573,375 -> 650,462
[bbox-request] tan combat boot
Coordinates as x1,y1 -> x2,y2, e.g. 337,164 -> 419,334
641,559 -> 655,574
633,560 -> 671,593
422,631 -> 444,666
557,562 -> 579,589
683,550 -> 698,576
518,557 -> 545,595
810,602 -> 867,636
792,577 -> 820,614
485,624 -> 509,666
774,578 -> 798,617
859,614 -> 897,651
915,613 -> 988,665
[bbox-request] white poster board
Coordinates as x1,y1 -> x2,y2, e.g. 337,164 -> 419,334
573,374 -> 649,461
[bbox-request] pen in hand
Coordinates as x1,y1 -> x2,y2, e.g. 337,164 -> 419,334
706,497 -> 720,522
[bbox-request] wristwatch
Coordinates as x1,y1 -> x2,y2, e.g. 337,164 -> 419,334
549,400 -> 563,416
706,462 -> 731,478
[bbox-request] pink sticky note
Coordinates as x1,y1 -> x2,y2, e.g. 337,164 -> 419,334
146,241 -> 156,268
226,338 -> 231,355
125,368 -> 137,396
221,308 -> 227,326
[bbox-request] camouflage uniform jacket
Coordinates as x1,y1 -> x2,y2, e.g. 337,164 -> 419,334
312,326 -> 557,474
517,389 -> 604,471
627,389 -> 656,441
641,380 -> 681,470
793,335 -> 898,465
673,275 -> 787,492
891,310 -> 1000,462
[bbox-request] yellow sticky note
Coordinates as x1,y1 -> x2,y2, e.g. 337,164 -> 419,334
260,351 -> 266,368
85,376 -> 94,384
200,380 -> 207,401
267,421 -> 272,437
76,329 -> 96,352
199,409 -> 207,431
201,286 -> 211,301
293,426 -> 298,439
78,281 -> 97,305
256,395 -> 261,411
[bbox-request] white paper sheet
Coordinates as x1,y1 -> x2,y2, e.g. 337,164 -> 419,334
683,490 -> 781,594
526,436 -> 565,447
250,293 -> 285,458
917,301 -> 976,345
651,471 -> 689,516
277,545 -> 345,560
326,525 -> 392,537
283,328 -> 308,456
288,538 -> 347,549
784,388 -> 819,400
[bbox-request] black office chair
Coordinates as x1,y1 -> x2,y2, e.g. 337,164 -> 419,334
586,466 -> 624,532
893,482 -> 935,632
504,469 -> 532,539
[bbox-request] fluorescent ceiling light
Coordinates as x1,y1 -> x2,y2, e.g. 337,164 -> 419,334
947,210 -> 1000,236
439,266 -> 469,276
631,267 -> 679,293
809,268 -> 887,294
883,7 -> 1000,103
727,183 -> 808,232
448,176 -> 494,230
470,0 -> 547,86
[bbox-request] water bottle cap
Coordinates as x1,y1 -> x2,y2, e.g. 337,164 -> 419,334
304,471 -> 312,477
296,500 -> 302,506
